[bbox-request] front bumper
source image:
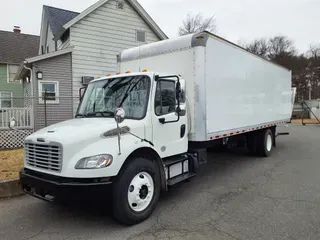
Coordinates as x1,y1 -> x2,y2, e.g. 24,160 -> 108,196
19,168 -> 113,202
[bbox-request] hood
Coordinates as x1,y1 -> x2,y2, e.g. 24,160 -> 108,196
27,118 -> 145,145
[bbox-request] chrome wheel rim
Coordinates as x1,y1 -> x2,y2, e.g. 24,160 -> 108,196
128,172 -> 154,212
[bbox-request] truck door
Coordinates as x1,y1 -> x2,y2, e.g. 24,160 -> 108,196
151,76 -> 188,158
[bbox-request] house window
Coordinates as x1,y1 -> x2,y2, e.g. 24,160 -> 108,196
38,81 -> 59,104
136,30 -> 146,43
117,1 -> 125,9
8,65 -> 21,84
0,92 -> 13,108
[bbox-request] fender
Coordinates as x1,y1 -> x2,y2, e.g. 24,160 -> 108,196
122,147 -> 167,192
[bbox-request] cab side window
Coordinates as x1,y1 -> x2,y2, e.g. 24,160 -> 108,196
155,80 -> 176,116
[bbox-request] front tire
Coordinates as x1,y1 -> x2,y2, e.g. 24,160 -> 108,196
112,157 -> 161,225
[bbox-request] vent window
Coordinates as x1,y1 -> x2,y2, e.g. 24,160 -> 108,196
136,30 -> 146,43
117,1 -> 124,9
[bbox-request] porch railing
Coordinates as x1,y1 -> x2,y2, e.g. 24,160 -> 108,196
0,108 -> 32,129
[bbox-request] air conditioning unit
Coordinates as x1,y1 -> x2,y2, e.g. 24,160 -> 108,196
82,76 -> 94,86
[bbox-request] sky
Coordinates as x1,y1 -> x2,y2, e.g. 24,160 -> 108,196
0,0 -> 319,53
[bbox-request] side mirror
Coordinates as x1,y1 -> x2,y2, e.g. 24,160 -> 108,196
9,117 -> 16,130
115,108 -> 125,124
176,82 -> 181,100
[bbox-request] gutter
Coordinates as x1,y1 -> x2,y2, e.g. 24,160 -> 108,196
14,62 -> 28,81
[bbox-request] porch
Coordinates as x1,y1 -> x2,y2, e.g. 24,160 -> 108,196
0,108 -> 33,149
0,108 -> 33,129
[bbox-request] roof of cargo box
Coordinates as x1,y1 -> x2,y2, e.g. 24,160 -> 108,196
119,31 -> 290,72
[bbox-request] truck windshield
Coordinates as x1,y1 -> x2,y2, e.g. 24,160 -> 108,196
77,75 -> 150,119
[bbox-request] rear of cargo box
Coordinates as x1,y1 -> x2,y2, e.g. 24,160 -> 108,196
201,35 -> 292,140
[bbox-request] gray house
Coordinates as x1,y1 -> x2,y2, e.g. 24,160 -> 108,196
16,0 -> 167,131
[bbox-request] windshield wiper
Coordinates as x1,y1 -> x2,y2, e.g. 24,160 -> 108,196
118,76 -> 144,108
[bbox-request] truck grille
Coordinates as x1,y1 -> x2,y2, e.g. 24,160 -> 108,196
25,143 -> 62,172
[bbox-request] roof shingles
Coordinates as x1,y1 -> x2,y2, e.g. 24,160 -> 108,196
44,5 -> 79,36
0,30 -> 40,64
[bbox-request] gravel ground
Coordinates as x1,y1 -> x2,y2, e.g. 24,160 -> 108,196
0,124 -> 319,240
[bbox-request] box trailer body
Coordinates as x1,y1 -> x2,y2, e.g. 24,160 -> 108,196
119,32 -> 292,142
18,32 -> 292,225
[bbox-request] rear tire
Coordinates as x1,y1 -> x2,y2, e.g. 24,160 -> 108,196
247,129 -> 274,157
256,129 -> 274,157
112,157 -> 161,225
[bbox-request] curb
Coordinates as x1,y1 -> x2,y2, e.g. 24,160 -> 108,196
0,179 -> 25,199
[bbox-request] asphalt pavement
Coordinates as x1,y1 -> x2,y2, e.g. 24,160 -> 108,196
1,124 -> 320,240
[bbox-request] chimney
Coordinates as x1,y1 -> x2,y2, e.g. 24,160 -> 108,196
13,26 -> 21,33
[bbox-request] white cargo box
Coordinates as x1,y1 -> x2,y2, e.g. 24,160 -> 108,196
119,32 -> 292,142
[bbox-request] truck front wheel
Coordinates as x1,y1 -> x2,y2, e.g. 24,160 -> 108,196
112,157 -> 161,225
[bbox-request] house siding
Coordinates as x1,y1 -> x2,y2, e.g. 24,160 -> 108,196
0,63 -> 23,107
57,37 -> 70,50
32,53 -> 73,131
70,0 -> 161,113
46,25 -> 55,53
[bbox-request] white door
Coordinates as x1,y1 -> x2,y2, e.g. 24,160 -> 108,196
151,77 -> 188,158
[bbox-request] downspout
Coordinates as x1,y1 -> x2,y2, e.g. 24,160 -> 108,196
23,61 -> 32,84
23,61 -> 35,130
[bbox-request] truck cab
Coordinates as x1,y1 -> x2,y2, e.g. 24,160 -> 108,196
19,71 -> 191,225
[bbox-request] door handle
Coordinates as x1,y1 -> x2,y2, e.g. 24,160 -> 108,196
180,124 -> 186,138
159,118 -> 165,124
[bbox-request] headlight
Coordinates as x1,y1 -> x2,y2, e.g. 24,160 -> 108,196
75,154 -> 113,169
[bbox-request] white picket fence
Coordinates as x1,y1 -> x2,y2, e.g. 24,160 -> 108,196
0,108 -> 32,129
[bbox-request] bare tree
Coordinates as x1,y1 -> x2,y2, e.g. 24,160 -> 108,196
244,36 -> 320,100
307,44 -> 320,59
179,13 -> 216,36
268,36 -> 296,59
245,38 -> 269,58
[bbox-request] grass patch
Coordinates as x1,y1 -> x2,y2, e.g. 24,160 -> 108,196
0,149 -> 24,181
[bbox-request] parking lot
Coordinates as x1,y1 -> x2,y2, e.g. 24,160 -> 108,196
0,124 -> 320,240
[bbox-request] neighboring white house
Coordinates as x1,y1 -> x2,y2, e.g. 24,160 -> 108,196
16,0 -> 167,130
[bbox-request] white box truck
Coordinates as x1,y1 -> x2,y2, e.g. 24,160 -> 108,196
18,32 -> 292,225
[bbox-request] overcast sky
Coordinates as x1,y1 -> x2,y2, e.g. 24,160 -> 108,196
0,0 -> 319,53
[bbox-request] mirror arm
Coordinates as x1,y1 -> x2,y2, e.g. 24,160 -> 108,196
159,114 -> 180,124
79,87 -> 87,101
